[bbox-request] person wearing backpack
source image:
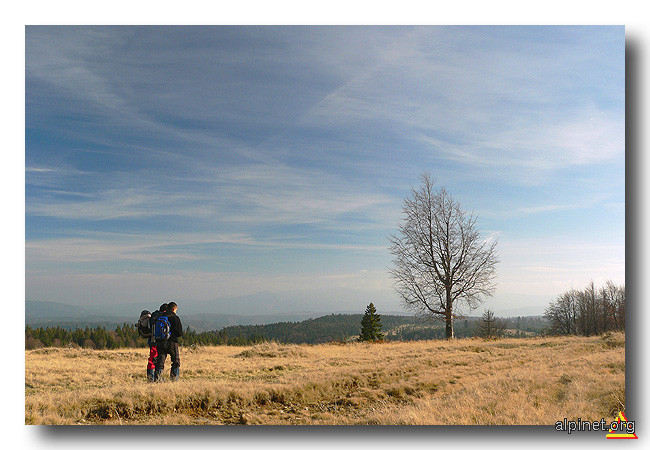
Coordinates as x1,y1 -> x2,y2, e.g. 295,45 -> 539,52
147,303 -> 167,382
154,301 -> 183,381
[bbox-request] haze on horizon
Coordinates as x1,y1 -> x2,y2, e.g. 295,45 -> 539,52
25,26 -> 625,317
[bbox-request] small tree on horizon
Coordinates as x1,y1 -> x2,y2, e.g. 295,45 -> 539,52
478,309 -> 506,339
359,303 -> 384,342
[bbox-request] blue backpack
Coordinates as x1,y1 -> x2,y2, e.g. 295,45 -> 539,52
153,315 -> 171,342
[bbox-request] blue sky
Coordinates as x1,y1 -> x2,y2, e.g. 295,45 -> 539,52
25,26 -> 625,315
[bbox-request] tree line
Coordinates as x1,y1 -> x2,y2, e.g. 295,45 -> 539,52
214,314 -> 416,344
25,324 -> 266,350
544,281 -> 625,336
25,311 -> 554,350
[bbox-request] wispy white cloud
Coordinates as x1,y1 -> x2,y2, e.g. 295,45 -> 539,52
289,28 -> 624,187
26,230 -> 387,266
26,158 -> 394,233
27,187 -> 214,221
25,166 -> 57,173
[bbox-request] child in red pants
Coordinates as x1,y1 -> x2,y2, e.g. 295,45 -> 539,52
145,304 -> 167,382
147,344 -> 158,381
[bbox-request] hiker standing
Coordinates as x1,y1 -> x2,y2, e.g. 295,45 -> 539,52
154,301 -> 183,381
147,303 -> 167,382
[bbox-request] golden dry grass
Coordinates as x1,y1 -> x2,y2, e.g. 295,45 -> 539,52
25,333 -> 625,425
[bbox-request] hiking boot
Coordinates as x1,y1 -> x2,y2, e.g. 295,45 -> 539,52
153,369 -> 164,382
147,368 -> 155,382
170,367 -> 180,381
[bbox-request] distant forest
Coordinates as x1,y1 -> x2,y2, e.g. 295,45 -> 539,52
25,313 -> 549,350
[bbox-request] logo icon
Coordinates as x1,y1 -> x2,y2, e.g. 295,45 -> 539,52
606,411 -> 637,439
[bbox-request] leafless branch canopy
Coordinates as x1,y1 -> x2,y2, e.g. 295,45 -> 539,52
388,174 -> 499,324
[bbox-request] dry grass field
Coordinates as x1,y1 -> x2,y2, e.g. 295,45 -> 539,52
25,332 -> 625,425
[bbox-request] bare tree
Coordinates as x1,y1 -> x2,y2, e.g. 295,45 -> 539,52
388,173 -> 499,339
605,280 -> 625,331
615,283 -> 625,330
545,289 -> 578,335
545,281 -> 625,336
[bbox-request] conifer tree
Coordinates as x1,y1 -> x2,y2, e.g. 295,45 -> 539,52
359,303 -> 384,342
478,309 -> 505,339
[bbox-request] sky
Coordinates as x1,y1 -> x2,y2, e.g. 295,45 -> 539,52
25,26 -> 625,316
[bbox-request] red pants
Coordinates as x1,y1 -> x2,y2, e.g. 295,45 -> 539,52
147,345 -> 158,370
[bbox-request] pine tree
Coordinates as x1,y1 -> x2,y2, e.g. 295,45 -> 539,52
359,303 -> 384,342
478,309 -> 505,339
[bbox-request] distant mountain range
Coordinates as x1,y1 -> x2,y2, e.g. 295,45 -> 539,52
26,289 -> 548,332
26,288 -> 410,331
25,299 -> 375,331
26,300 -> 91,320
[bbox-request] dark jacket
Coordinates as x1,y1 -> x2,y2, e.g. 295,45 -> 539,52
166,311 -> 183,343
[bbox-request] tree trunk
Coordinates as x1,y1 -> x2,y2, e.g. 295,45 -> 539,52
445,315 -> 454,339
445,291 -> 454,339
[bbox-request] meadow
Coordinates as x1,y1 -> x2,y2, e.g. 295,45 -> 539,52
25,332 -> 625,425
